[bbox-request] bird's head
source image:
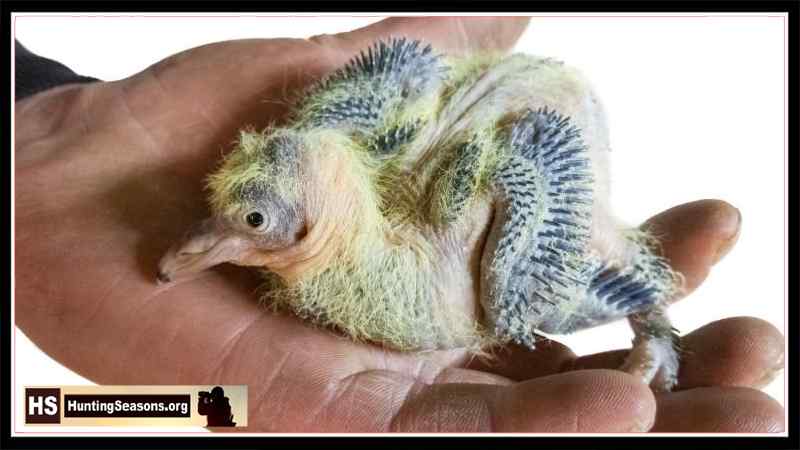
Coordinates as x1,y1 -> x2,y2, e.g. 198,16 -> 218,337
157,128 -> 311,284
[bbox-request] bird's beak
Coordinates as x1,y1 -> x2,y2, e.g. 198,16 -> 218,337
156,218 -> 248,284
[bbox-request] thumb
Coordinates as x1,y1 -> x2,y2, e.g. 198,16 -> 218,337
119,17 -> 531,138
310,16 -> 531,59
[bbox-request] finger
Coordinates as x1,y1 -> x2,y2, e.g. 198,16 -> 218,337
310,16 -> 530,57
675,317 -> 784,390
652,387 -> 784,432
389,369 -> 655,432
570,317 -> 785,390
642,199 -> 742,300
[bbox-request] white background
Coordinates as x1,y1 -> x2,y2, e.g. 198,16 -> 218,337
13,13 -> 787,433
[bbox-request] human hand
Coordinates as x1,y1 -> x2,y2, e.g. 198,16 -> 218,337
15,16 -> 784,432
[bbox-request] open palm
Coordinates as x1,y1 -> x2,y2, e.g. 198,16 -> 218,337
15,17 -> 784,432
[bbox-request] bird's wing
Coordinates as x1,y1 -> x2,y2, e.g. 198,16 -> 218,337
296,38 -> 449,158
480,107 -> 596,348
479,109 -> 680,345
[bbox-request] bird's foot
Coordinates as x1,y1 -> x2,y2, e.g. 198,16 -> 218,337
619,334 -> 680,392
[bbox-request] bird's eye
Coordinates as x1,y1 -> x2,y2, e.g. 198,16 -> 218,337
245,211 -> 265,228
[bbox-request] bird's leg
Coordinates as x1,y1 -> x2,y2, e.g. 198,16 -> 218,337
621,306 -> 681,392
582,227 -> 683,391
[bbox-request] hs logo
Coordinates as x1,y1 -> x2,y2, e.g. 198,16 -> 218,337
25,388 -> 61,424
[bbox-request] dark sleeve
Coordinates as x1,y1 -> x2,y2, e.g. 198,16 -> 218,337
15,39 -> 100,101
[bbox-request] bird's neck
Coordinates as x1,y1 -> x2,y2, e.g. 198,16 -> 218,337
257,137 -> 384,283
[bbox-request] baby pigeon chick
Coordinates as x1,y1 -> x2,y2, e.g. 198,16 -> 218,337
158,38 -> 684,391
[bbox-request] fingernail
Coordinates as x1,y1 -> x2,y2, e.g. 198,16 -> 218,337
755,348 -> 785,389
713,207 -> 742,265
627,414 -> 655,432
